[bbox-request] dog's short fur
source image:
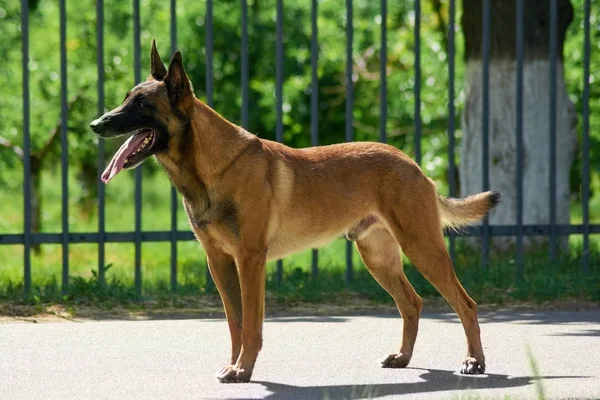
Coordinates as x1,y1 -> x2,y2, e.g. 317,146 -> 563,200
90,41 -> 500,383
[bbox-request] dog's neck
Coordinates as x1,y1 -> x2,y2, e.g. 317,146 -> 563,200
189,99 -> 255,177
156,97 -> 257,207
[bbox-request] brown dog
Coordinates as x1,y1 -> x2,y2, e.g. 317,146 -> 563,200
90,40 -> 500,383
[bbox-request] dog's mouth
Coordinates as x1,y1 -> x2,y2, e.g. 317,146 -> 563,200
101,129 -> 158,184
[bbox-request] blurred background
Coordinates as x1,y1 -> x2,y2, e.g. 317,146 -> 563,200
0,0 -> 597,306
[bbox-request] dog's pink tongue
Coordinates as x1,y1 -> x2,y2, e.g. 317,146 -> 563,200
101,133 -> 147,184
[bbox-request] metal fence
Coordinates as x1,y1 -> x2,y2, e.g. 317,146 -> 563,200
1,0 -> 596,296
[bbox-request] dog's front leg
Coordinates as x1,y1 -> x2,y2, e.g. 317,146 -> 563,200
203,246 -> 243,367
217,250 -> 266,383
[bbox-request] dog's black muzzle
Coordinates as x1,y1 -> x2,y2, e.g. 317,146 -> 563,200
90,112 -> 139,138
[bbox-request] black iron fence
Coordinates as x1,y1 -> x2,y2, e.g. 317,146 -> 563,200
1,0 -> 596,296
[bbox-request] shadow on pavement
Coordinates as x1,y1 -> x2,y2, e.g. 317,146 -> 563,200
416,311 -> 600,325
13,307 -> 594,324
249,368 -> 588,400
265,316 -> 350,323
547,328 -> 600,337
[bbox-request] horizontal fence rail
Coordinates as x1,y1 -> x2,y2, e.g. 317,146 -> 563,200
2,225 -> 599,246
3,0 -> 597,295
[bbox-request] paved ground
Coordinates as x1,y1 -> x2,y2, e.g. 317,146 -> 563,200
1,311 -> 599,399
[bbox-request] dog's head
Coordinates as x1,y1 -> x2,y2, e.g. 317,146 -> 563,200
90,40 -> 193,183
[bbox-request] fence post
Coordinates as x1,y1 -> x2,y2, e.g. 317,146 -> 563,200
447,0 -> 457,264
380,0 -> 387,145
310,0 -> 319,280
275,0 -> 284,285
549,0 -> 558,261
96,0 -> 106,284
581,0 -> 591,273
133,0 -> 143,295
414,0 -> 421,165
21,0 -> 32,296
481,0 -> 491,269
345,0 -> 354,286
241,0 -> 249,129
204,0 -> 215,289
170,0 -> 178,292
515,0 -> 525,278
60,0 -> 70,292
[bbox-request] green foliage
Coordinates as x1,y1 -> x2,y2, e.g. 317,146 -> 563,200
0,0 -> 599,304
62,264 -> 141,304
1,0 -> 598,198
563,0 -> 600,211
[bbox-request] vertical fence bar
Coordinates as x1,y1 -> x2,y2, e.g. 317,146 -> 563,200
581,0 -> 591,272
205,0 -> 214,288
345,0 -> 353,286
481,0 -> 491,268
170,0 -> 177,53
515,0 -> 525,277
96,0 -> 105,284
275,0 -> 283,147
548,0 -> 558,261
447,0 -> 456,263
414,0 -> 421,164
133,0 -> 142,295
241,0 -> 249,129
21,0 -> 31,295
380,0 -> 387,144
206,0 -> 214,108
170,0 -> 178,292
60,0 -> 69,291
310,0 -> 319,280
275,0 -> 284,285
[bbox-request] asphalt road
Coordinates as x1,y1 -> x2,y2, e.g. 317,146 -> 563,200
1,311 -> 599,399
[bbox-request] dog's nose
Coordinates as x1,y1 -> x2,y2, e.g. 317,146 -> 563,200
89,117 -> 103,134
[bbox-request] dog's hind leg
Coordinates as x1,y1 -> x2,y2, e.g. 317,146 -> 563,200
384,203 -> 486,375
355,227 -> 423,369
403,238 -> 485,374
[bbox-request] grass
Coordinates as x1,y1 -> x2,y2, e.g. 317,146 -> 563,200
0,167 -> 599,308
525,345 -> 546,400
2,232 -> 598,311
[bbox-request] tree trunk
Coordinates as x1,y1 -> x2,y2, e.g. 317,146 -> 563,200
460,0 -> 577,251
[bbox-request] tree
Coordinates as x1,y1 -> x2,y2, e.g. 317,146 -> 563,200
460,0 -> 577,250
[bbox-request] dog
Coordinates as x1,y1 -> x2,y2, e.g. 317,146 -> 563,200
90,40 -> 500,383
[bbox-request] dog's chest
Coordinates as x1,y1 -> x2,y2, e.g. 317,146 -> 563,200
183,196 -> 240,239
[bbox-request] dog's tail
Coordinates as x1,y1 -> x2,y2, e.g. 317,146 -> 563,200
437,190 -> 501,230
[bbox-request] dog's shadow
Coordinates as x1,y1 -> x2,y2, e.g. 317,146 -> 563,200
245,368 -> 587,400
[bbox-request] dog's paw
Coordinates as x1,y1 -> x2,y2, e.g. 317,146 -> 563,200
380,353 -> 411,368
217,365 -> 252,383
460,357 -> 485,375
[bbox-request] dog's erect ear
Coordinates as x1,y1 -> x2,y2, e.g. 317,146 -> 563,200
165,51 -> 192,103
150,39 -> 167,80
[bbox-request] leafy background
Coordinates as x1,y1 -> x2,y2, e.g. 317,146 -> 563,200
0,0 -> 597,291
